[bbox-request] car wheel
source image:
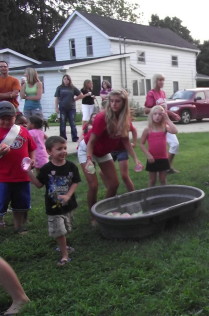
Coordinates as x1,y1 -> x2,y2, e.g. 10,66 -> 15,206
196,118 -> 203,122
181,110 -> 191,124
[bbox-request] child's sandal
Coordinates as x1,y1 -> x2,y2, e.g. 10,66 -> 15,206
57,258 -> 71,266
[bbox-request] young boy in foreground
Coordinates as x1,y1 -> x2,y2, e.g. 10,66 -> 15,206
27,136 -> 81,266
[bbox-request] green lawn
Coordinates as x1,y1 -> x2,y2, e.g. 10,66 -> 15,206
1,132 -> 209,316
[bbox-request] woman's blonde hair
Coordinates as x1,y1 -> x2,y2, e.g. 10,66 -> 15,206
25,68 -> 40,85
148,105 -> 166,129
152,73 -> 165,89
105,90 -> 130,137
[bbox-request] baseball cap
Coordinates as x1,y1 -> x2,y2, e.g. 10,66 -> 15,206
0,101 -> 16,117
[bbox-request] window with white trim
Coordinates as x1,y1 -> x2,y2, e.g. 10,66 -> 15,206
171,56 -> 178,66
86,37 -> 93,56
69,39 -> 76,58
137,51 -> 145,63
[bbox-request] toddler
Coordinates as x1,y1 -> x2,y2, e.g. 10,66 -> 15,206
27,136 -> 81,266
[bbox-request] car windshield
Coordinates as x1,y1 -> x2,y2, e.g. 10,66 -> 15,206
170,90 -> 194,100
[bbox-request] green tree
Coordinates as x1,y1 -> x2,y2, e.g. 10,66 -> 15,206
197,41 -> 209,76
0,0 -> 140,61
149,14 -> 194,43
74,0 -> 140,22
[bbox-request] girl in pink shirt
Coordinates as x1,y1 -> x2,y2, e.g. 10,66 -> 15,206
28,116 -> 48,174
140,105 -> 178,187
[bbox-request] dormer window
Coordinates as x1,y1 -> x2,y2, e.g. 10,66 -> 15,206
137,51 -> 145,63
86,37 -> 93,56
69,39 -> 76,58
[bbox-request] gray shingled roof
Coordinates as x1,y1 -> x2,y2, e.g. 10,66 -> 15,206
79,11 -> 197,50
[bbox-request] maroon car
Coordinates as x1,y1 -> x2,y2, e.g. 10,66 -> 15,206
167,88 -> 209,124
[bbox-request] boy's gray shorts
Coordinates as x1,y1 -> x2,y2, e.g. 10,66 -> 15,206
48,213 -> 72,238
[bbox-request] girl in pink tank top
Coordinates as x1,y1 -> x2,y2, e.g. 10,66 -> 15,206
140,105 -> 178,187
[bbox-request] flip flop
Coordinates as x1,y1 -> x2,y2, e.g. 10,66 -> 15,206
57,258 -> 71,266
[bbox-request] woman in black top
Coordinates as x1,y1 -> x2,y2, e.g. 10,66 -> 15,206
55,75 -> 82,142
80,80 -> 95,126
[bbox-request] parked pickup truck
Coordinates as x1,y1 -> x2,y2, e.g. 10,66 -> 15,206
167,88 -> 209,124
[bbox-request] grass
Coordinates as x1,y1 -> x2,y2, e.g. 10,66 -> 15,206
1,132 -> 209,315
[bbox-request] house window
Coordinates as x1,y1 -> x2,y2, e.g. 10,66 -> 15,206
86,37 -> 93,56
139,79 -> 145,95
92,75 -> 112,96
172,56 -> 178,66
92,76 -> 101,96
133,80 -> 139,96
137,51 -> 145,63
69,39 -> 76,58
173,81 -> 179,93
39,75 -> 44,94
146,79 -> 151,94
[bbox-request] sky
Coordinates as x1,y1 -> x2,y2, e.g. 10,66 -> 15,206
130,0 -> 209,43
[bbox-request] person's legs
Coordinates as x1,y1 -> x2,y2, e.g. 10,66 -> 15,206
116,151 -> 134,192
159,171 -> 167,185
13,212 -> 27,232
0,258 -> 29,315
166,133 -> 179,172
82,104 -> 89,127
99,160 -> 119,198
0,183 -> 10,227
149,172 -> 157,187
59,110 -> 67,139
11,182 -> 30,233
48,215 -> 71,264
80,163 -> 98,209
119,160 -> 135,191
68,109 -> 78,141
77,139 -> 99,210
56,235 -> 68,261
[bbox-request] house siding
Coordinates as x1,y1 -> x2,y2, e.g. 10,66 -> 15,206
110,41 -> 197,99
0,53 -> 34,68
54,16 -> 110,61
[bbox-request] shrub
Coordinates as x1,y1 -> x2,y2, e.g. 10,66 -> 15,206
129,99 -> 145,117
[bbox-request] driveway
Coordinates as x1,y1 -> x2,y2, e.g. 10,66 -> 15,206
45,119 -> 209,154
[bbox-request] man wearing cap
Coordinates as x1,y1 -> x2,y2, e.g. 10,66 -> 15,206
0,101 -> 36,233
0,61 -> 20,109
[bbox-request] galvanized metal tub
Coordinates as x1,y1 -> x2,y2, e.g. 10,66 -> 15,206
91,185 -> 205,239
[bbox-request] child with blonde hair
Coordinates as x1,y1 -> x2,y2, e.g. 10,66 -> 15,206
140,105 -> 178,187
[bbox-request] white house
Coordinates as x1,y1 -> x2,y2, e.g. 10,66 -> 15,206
0,48 -> 41,68
7,10 -> 201,118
